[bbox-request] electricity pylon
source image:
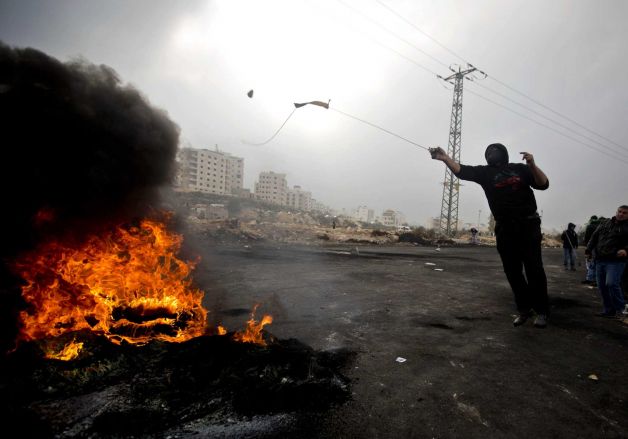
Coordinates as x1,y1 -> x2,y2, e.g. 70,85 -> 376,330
437,64 -> 481,237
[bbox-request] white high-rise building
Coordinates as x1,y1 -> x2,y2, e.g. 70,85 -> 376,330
178,147 -> 244,195
254,171 -> 288,205
355,205 -> 375,223
286,185 -> 312,211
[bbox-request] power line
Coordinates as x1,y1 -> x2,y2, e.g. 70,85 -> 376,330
374,0 -> 473,66
487,76 -> 628,152
312,0 -> 628,161
333,0 -> 628,159
335,0 -> 448,70
464,88 -> 628,165
466,79 -> 628,158
306,0 -> 443,79
373,0 -> 627,152
361,33 -> 441,78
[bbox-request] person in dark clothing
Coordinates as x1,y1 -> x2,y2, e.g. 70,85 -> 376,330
585,205 -> 628,318
430,143 -> 550,328
561,223 -> 578,271
584,216 -> 599,244
470,227 -> 479,245
582,215 -> 600,284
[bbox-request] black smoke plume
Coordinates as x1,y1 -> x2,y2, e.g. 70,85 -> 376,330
0,41 -> 180,351
0,41 -> 180,256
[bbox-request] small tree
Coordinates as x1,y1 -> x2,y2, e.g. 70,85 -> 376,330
488,213 -> 495,235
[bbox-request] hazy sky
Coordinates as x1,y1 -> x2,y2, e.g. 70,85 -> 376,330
1,0 -> 626,231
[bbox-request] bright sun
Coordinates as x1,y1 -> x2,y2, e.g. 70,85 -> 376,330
169,1 -> 391,106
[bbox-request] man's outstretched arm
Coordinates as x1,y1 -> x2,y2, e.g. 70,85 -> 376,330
520,152 -> 548,188
429,147 -> 461,174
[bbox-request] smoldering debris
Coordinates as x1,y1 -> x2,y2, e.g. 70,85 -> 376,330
0,330 -> 353,438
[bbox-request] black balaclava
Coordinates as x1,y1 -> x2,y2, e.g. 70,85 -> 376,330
568,223 -> 576,230
485,143 -> 509,167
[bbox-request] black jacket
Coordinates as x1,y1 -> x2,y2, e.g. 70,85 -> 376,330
561,229 -> 578,249
584,221 -> 599,245
586,217 -> 628,261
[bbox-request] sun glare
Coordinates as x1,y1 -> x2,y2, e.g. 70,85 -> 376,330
168,1 -> 389,104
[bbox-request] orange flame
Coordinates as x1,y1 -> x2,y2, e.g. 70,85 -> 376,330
12,217 -> 207,345
44,339 -> 84,361
232,305 -> 273,346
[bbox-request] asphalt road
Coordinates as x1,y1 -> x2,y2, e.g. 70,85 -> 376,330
192,241 -> 628,439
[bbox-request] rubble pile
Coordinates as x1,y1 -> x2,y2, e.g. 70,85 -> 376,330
188,215 -> 401,246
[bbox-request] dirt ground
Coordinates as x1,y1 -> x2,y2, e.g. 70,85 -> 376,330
192,238 -> 628,439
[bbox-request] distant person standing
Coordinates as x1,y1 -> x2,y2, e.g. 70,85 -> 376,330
471,227 -> 479,244
585,206 -> 628,318
430,143 -> 550,328
561,223 -> 578,271
582,215 -> 601,285
470,227 -> 479,245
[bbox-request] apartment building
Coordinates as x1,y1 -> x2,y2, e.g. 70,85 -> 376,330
177,147 -> 243,195
286,185 -> 312,211
355,205 -> 375,223
381,209 -> 406,227
311,199 -> 331,214
254,171 -> 288,205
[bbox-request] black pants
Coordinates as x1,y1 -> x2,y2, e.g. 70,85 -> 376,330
495,217 -> 549,315
622,264 -> 628,301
